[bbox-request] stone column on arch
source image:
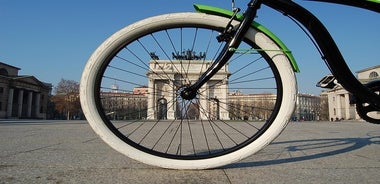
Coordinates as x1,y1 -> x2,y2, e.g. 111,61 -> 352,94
220,79 -> 230,120
199,85 -> 208,120
167,78 -> 175,120
147,78 -> 155,120
6,88 -> 14,117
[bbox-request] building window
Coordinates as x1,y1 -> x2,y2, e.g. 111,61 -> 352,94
369,71 -> 379,79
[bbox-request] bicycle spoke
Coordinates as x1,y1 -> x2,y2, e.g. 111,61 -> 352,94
96,26 -> 282,158
80,11 -> 299,169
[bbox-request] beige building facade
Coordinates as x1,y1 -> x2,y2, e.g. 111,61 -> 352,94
0,62 -> 52,119
146,60 -> 230,120
324,65 -> 380,121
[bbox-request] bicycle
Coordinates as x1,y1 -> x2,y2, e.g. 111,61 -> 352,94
80,0 -> 380,169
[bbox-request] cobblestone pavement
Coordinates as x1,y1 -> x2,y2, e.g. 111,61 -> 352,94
0,120 -> 379,183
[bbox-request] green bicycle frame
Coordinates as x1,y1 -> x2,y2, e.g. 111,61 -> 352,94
194,4 -> 300,72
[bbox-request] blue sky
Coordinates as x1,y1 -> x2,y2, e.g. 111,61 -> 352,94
1,0 -> 379,95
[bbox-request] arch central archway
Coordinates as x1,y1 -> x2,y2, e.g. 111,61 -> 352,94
157,98 -> 167,120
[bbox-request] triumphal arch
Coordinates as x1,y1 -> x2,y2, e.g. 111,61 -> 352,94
146,51 -> 230,120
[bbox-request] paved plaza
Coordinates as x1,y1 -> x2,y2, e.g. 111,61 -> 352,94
0,120 -> 379,183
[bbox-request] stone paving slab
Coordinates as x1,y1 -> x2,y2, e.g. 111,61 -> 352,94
0,120 -> 379,183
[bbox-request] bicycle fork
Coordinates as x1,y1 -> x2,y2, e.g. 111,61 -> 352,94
180,0 -> 261,100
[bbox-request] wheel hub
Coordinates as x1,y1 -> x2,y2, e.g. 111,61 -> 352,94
179,87 -> 197,100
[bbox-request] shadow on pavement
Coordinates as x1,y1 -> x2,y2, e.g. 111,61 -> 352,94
224,133 -> 380,169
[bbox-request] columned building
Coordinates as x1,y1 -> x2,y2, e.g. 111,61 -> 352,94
0,62 -> 52,119
322,65 -> 380,121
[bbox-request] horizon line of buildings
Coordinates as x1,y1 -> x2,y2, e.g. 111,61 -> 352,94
1,61 -> 378,122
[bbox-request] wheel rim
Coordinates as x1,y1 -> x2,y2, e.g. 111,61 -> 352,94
92,26 -> 284,160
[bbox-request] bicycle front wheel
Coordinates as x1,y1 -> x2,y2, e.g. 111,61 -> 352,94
80,12 -> 297,169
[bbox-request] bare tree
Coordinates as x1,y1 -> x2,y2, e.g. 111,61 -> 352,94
54,79 -> 79,94
51,79 -> 81,120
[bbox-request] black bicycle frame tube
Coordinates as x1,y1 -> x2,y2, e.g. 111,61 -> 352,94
263,0 -> 380,109
308,0 -> 380,12
182,0 -> 261,99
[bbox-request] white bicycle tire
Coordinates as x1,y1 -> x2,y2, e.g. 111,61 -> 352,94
80,12 -> 297,169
